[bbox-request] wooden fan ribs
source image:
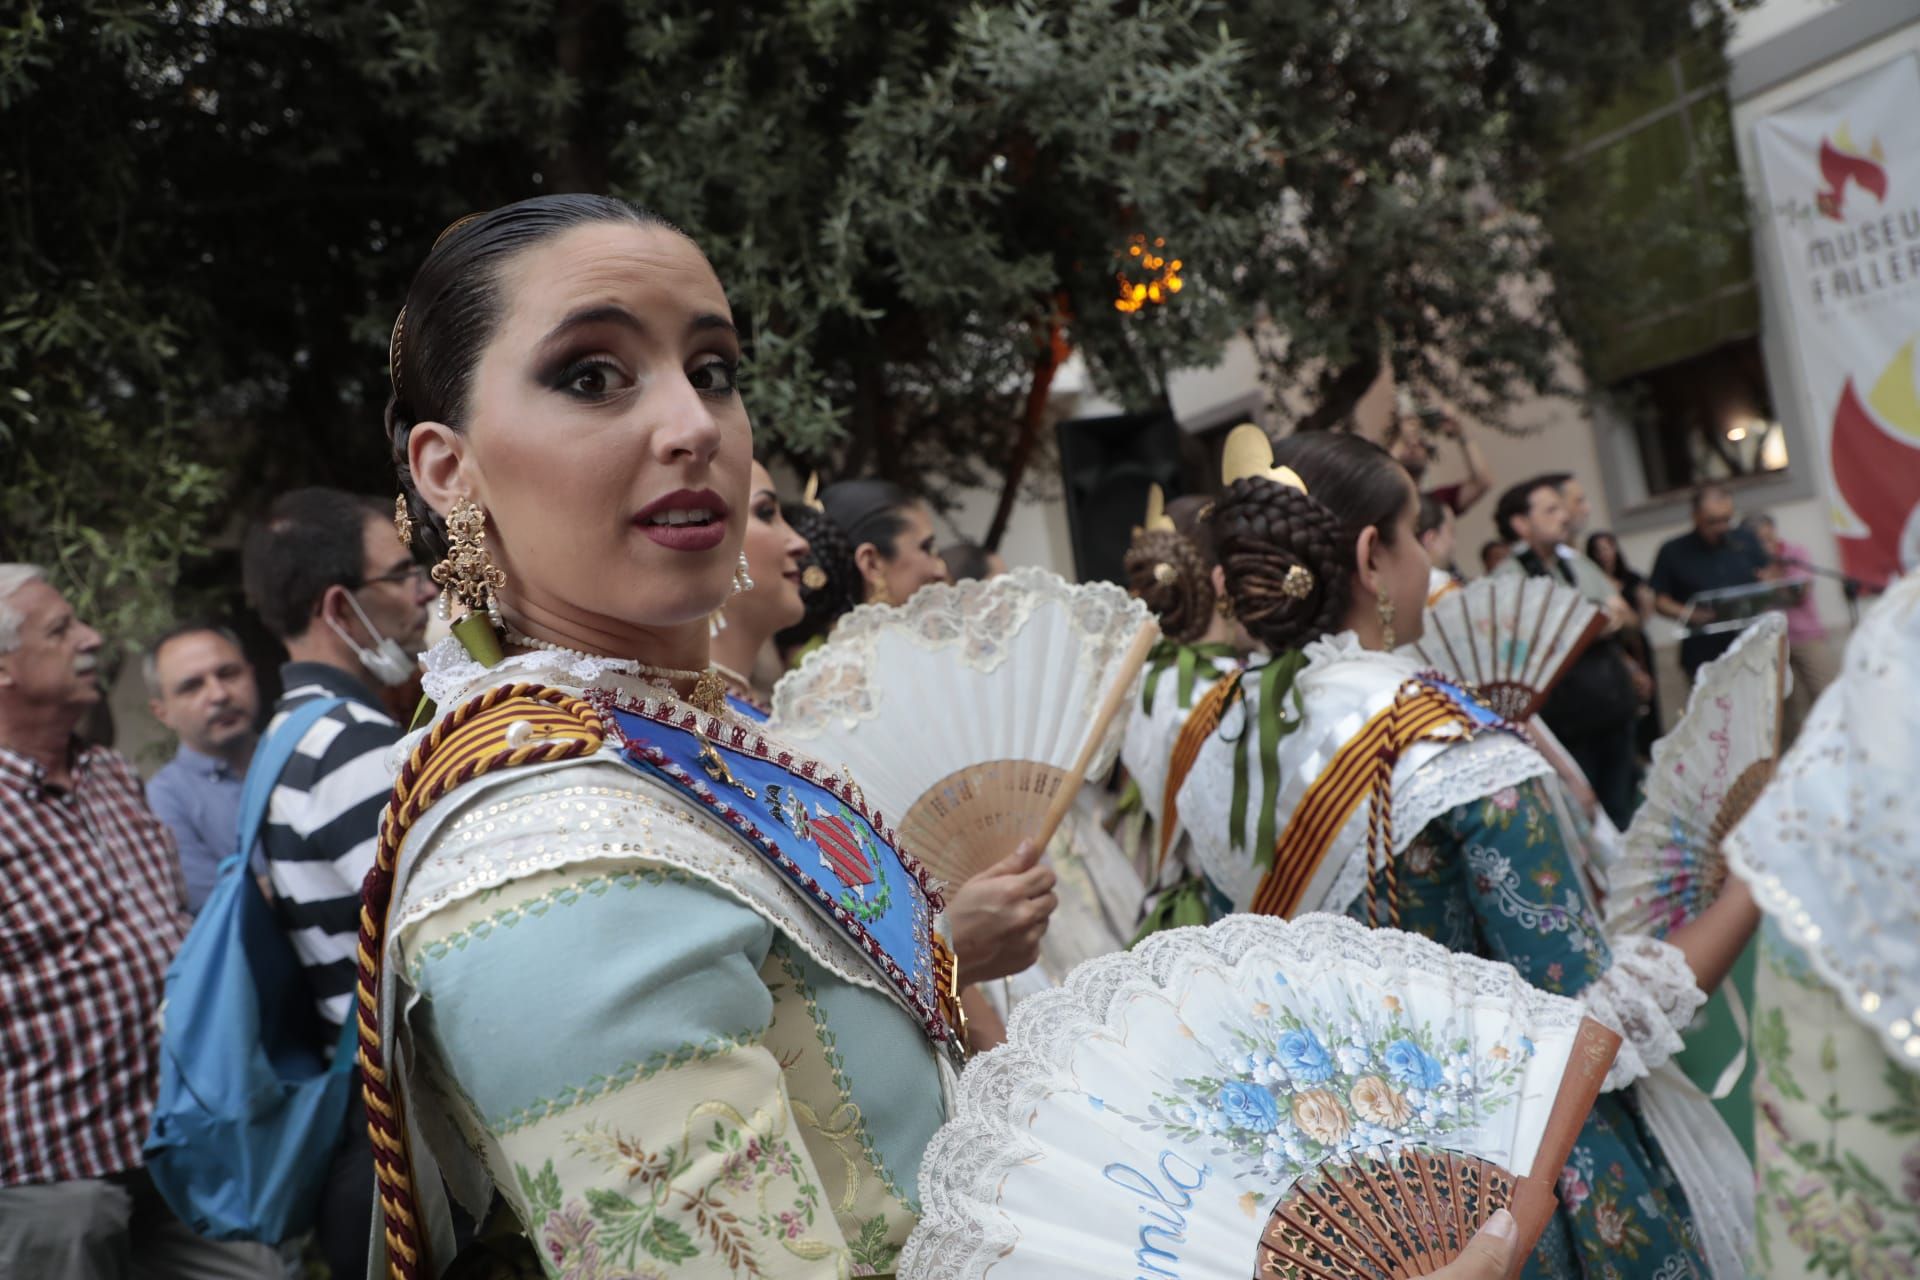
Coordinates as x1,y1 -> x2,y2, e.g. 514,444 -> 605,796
1254,1148 -> 1517,1279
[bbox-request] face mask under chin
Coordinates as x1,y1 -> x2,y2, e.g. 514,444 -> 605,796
327,591 -> 417,688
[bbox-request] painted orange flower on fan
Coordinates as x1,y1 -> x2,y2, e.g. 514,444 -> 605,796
1349,1076 -> 1413,1128
1291,1089 -> 1352,1144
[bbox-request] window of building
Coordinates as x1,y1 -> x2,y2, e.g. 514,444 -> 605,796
1608,334 -> 1789,497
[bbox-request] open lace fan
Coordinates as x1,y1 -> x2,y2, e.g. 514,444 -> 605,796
1605,614 -> 1788,940
769,567 -> 1159,887
1398,576 -> 1605,721
902,914 -> 1620,1280
1724,573 -> 1920,1065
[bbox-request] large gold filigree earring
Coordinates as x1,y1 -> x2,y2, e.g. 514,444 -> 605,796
431,497 -> 506,619
1377,590 -> 1397,652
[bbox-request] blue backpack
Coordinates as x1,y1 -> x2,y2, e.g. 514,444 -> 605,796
145,696 -> 361,1243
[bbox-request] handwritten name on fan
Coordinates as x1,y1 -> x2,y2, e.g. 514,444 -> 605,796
1103,1150 -> 1211,1280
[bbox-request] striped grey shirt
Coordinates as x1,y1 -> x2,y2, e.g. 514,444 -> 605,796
260,662 -> 401,1027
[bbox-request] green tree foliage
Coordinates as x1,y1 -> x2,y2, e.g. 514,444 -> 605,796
3,0 -> 1745,623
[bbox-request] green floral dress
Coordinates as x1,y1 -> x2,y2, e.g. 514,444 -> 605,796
1751,921 -> 1920,1278
1351,778 -> 1709,1280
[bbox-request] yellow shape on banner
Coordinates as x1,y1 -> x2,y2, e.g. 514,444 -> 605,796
1866,339 -> 1920,441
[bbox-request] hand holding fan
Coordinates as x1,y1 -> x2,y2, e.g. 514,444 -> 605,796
1605,614 -> 1788,939
1399,577 -> 1605,721
769,567 -> 1159,887
902,914 -> 1620,1280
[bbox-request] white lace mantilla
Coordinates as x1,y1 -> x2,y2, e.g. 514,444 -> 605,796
1725,571 -> 1920,1069
1176,633 -> 1554,918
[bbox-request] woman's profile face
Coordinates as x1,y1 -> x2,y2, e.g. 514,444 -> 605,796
873,502 -> 949,605
732,461 -> 809,634
429,221 -> 751,639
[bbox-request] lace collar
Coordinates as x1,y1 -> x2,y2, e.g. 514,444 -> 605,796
420,633 -> 685,707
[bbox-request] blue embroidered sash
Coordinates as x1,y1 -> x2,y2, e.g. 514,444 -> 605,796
600,701 -> 959,1057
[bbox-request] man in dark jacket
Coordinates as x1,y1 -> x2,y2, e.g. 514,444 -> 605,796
1492,478 -> 1642,826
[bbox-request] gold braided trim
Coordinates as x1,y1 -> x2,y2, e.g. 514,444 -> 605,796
358,683 -> 608,1280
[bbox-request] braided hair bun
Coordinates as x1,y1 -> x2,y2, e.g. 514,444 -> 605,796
1123,527 -> 1216,643
1211,431 -> 1413,654
776,502 -> 861,651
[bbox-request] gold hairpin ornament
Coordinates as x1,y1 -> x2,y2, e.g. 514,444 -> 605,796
1221,423 -> 1309,494
388,306 -> 407,398
1281,564 -> 1315,600
801,564 -> 829,590
1152,562 -> 1178,585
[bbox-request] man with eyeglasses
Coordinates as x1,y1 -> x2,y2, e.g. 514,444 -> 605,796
239,487 -> 437,1279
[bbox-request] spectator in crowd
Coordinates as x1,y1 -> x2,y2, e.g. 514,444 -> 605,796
1493,480 -> 1644,825
0,565 -> 275,1278
941,541 -> 1007,582
1416,494 -> 1460,603
1540,473 -> 1618,604
1587,531 -> 1662,756
1479,539 -> 1512,575
240,487 -> 436,1279
1649,483 -> 1769,680
143,621 -> 260,914
1385,394 -> 1494,514
1743,513 -> 1839,739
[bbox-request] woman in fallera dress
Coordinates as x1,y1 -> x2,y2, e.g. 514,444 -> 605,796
1174,430 -> 1760,1279
359,195 -> 1064,1280
1119,489 -> 1248,934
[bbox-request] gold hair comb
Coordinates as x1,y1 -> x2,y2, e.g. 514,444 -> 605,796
803,471 -> 825,513
1221,423 -> 1309,494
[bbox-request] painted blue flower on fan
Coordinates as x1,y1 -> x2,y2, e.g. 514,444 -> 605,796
1383,1038 -> 1446,1090
1138,995 -> 1535,1187
1275,1029 -> 1335,1083
1215,1080 -> 1281,1130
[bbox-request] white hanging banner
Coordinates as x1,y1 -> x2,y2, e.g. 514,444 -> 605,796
1752,53 -> 1920,592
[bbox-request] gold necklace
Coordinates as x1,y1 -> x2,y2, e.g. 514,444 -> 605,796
498,622 -> 727,716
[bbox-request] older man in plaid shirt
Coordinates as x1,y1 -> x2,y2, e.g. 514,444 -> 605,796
0,565 -> 273,1278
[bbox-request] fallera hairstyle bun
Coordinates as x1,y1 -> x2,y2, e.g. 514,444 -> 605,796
776,501 -> 861,650
1123,527 -> 1215,643
1211,432 -> 1413,653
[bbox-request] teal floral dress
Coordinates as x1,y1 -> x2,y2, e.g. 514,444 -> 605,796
1349,777 -> 1708,1280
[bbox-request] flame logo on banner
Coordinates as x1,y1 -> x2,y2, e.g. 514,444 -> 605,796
1816,125 -> 1889,220
1830,338 -> 1920,588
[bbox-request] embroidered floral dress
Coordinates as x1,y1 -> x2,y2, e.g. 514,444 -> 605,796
369,645 -> 950,1280
1382,779 -> 1706,1279
1176,635 -> 1717,1280
1723,571 -> 1920,1280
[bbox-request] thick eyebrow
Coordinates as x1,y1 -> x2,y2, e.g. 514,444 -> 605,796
537,305 -> 737,350
751,487 -> 778,504
538,304 -> 645,350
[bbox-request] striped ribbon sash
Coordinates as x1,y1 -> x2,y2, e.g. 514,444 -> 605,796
1248,683 -> 1475,918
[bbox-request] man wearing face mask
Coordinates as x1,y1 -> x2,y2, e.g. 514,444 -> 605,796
240,486 -> 435,1278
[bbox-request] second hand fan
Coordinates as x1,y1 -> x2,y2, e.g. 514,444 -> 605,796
901,913 -> 1619,1280
1605,614 -> 1788,939
1399,576 -> 1605,721
769,566 -> 1158,887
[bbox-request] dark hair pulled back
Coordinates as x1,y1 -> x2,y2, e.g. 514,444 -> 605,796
775,503 -> 861,651
1212,431 -> 1412,653
1124,528 -> 1215,643
818,479 -> 918,561
386,194 -> 678,567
